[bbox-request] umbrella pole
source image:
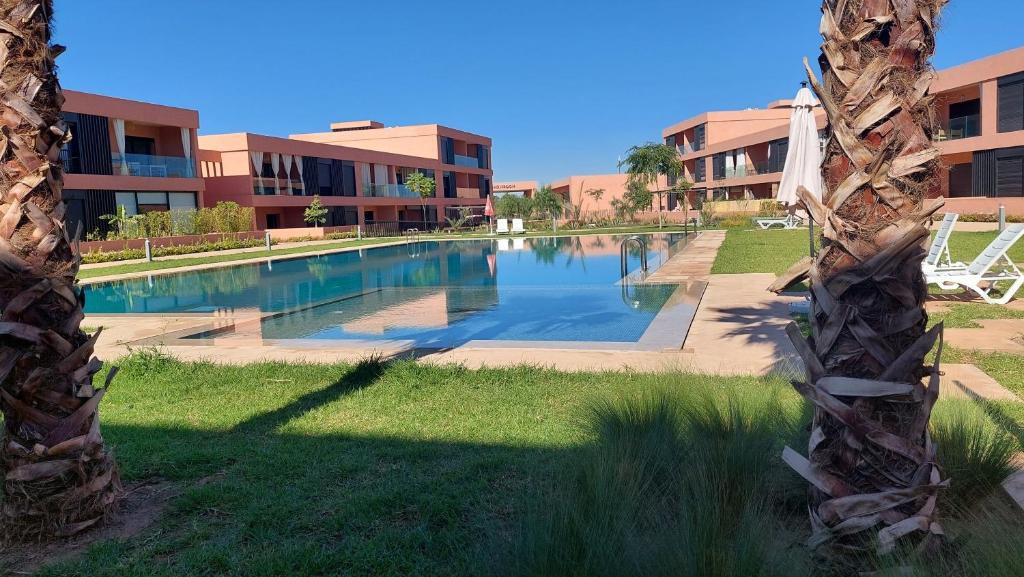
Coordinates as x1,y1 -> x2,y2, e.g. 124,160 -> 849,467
808,215 -> 815,257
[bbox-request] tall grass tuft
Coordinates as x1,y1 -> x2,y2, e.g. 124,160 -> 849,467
930,400 -> 1017,513
504,382 -> 808,577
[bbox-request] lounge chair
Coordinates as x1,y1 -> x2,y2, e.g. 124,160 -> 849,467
496,218 -> 510,234
513,238 -> 525,250
511,218 -> 526,234
497,238 -> 510,251
921,213 -> 960,274
925,224 -> 1024,305
755,214 -> 803,230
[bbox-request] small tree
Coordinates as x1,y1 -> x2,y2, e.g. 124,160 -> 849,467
619,143 -> 683,228
532,185 -> 564,231
496,194 -> 533,220
405,172 -> 436,230
623,180 -> 654,220
304,195 -> 328,228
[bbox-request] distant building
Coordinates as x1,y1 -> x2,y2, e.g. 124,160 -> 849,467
199,129 -> 492,230
492,181 -> 539,198
60,91 -> 204,236
660,45 -> 1024,214
199,121 -> 493,230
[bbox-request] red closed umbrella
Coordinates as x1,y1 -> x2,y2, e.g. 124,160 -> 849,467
484,195 -> 495,234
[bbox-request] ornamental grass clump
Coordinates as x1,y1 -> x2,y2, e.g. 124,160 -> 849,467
505,383 -> 808,577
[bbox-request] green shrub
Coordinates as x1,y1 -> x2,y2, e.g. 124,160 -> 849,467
958,213 -> 1024,223
758,199 -> 784,218
82,237 -> 271,264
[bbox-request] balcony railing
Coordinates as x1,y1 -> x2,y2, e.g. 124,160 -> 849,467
676,141 -> 705,155
113,153 -> 196,178
366,183 -> 421,198
453,154 -> 481,168
720,162 -> 775,180
935,114 -> 981,141
59,147 -> 81,173
253,178 -> 304,196
456,187 -> 484,198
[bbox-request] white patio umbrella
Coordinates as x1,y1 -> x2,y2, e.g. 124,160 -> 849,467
777,82 -> 823,256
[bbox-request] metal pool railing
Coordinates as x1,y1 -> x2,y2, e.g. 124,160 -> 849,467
620,235 -> 649,278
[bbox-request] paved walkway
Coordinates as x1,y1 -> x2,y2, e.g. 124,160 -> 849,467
646,230 -> 725,283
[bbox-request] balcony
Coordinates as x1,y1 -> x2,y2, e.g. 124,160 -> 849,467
453,154 -> 481,168
113,153 -> 196,178
366,183 -> 421,198
935,114 -> 981,141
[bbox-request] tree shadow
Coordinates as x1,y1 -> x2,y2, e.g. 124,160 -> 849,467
704,302 -> 803,375
30,419 -> 578,577
231,356 -> 390,436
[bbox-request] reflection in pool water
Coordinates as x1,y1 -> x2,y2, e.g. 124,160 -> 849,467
84,234 -> 691,346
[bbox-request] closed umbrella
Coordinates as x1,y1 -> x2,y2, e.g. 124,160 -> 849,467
484,194 -> 495,235
777,82 -> 823,256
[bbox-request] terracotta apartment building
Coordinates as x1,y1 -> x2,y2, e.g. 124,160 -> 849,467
199,126 -> 493,230
661,45 -> 1024,214
60,90 -> 204,236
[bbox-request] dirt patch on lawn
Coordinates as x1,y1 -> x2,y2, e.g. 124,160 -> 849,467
0,480 -> 179,576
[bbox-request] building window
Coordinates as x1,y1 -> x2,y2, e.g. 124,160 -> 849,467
318,159 -> 333,195
443,172 -> 456,198
440,136 -> 455,165
61,118 -> 81,173
712,153 -> 726,181
125,136 -> 156,156
768,139 -> 789,173
114,192 -> 197,215
665,135 -> 676,148
693,124 -> 706,151
998,73 -> 1024,133
948,163 -> 973,197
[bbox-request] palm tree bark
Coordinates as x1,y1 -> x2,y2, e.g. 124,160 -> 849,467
0,0 -> 121,541
771,0 -> 949,555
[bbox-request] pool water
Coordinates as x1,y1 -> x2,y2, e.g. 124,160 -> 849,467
84,233 -> 695,348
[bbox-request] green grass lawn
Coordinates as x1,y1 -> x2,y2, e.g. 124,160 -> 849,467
22,354 -> 777,577
711,229 -> 812,275
711,228 -> 1024,276
14,353 -> 1024,576
79,225 -> 686,281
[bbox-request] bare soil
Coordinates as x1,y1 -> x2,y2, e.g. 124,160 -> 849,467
0,480 -> 179,576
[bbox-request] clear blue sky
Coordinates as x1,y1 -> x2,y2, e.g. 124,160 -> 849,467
54,0 -> 1024,184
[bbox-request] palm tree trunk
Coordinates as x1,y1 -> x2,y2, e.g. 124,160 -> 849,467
772,0 -> 949,556
0,0 -> 121,541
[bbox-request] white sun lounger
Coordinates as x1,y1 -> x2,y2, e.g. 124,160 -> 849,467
496,218 -> 510,234
922,213 -> 960,275
755,214 -> 803,230
511,218 -> 526,234
925,224 -> 1024,305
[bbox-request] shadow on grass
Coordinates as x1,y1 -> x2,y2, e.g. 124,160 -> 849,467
231,356 -> 388,436
35,422 -> 576,577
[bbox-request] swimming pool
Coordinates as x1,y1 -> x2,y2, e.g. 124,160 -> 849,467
84,233 -> 702,349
